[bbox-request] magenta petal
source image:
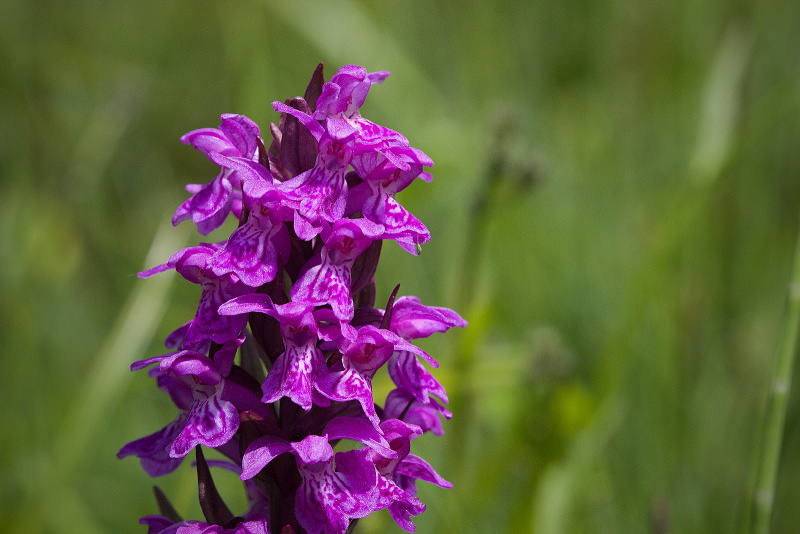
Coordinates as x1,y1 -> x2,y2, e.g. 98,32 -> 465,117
172,175 -> 234,235
291,258 -> 353,322
319,368 -> 379,427
240,435 -> 292,480
324,417 -> 395,458
361,186 -> 430,255
218,113 -> 260,158
353,119 -> 409,156
217,292 -> 275,316
180,128 -> 238,157
130,352 -> 174,372
117,413 -> 188,477
387,350 -> 448,404
169,387 -> 239,457
210,213 -> 281,288
391,296 -> 468,338
138,262 -> 173,279
260,342 -> 324,411
388,495 -> 426,533
162,352 -> 222,384
395,454 -> 452,489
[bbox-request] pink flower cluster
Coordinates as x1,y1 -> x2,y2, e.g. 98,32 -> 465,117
119,64 -> 465,534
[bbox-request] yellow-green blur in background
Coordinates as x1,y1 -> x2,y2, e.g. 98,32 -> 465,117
2,0 -> 800,532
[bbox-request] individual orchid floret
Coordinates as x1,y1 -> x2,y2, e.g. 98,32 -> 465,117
359,416 -> 452,530
387,349 -> 449,406
274,67 -> 422,176
319,325 -> 433,427
358,179 -> 430,255
174,114 -> 262,235
315,65 -> 435,177
139,516 -> 271,534
384,387 -> 451,436
219,293 -> 329,411
390,295 -> 468,340
157,351 -> 241,457
312,65 -> 389,140
117,350 -> 241,474
344,145 -> 434,255
118,365 -> 194,476
208,196 -> 292,288
291,218 -> 385,325
140,244 -> 250,346
349,418 -> 429,532
384,297 -> 465,404
241,418 -> 396,534
269,100 -> 352,241
279,136 -> 354,240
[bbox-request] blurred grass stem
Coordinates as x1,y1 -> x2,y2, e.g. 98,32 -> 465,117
748,215 -> 800,534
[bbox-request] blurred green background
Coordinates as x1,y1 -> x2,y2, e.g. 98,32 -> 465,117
2,0 -> 800,532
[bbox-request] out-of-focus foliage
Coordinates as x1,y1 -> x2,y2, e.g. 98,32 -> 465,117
2,0 -> 800,532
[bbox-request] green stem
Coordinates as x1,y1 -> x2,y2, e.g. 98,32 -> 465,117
748,218 -> 800,534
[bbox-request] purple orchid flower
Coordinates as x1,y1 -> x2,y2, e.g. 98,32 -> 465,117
174,114 -> 262,235
348,419 -> 429,532
139,516 -> 271,534
310,66 -> 418,171
208,199 -> 292,289
139,244 -> 250,346
218,293 -> 329,412
384,387 -> 451,436
290,218 -> 385,326
346,151 -> 433,255
385,296 -> 466,403
117,352 -> 241,475
318,325 -> 434,428
311,65 -> 389,140
390,295 -> 468,339
241,417 -> 395,534
141,351 -> 240,457
269,100 -> 355,241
